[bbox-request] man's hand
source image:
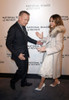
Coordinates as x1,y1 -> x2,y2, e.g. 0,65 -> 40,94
18,53 -> 26,60
37,40 -> 43,45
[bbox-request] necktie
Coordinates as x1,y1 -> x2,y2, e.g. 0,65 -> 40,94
22,26 -> 28,35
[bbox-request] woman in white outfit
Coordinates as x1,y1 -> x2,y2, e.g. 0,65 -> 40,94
35,14 -> 66,91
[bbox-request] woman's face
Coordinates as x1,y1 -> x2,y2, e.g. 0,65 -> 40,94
49,18 -> 56,28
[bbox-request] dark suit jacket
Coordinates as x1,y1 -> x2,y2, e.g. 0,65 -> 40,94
6,22 -> 37,60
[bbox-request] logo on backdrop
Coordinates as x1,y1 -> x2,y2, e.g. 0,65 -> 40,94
26,4 -> 51,10
62,16 -> 69,21
62,54 -> 69,58
2,16 -> 18,21
0,45 -> 2,47
0,61 -> 4,63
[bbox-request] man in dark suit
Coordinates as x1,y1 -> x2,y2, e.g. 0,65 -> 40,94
6,11 -> 42,90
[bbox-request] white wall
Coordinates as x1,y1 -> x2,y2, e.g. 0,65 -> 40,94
0,0 -> 69,75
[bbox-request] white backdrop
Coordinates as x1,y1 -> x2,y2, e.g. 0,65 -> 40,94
0,0 -> 69,75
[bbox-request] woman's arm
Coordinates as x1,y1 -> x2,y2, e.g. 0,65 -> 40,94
37,33 -> 63,54
46,33 -> 63,55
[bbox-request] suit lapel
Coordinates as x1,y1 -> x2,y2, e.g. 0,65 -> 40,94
22,26 -> 28,35
15,22 -> 28,36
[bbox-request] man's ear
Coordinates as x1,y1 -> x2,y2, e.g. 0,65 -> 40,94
18,16 -> 21,21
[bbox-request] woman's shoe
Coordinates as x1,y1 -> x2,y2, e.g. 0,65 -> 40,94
35,83 -> 45,91
50,81 -> 60,87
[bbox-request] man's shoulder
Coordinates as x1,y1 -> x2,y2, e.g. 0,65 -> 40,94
10,22 -> 18,28
8,22 -> 18,31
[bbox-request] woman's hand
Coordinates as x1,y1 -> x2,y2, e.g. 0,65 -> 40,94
37,46 -> 46,52
36,32 -> 43,39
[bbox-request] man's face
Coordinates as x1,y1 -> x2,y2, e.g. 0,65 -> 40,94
19,13 -> 30,26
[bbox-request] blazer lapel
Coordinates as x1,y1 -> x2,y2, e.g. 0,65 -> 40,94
15,22 -> 25,35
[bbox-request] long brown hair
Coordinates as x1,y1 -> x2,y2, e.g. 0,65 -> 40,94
49,14 -> 64,33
